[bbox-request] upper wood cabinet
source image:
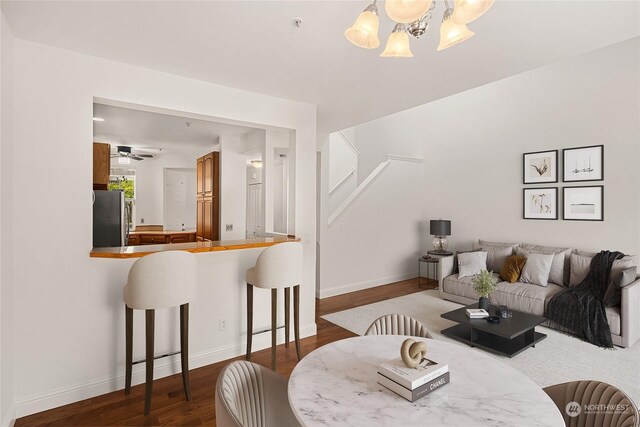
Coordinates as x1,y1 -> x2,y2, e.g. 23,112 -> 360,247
203,153 -> 215,197
93,142 -> 110,190
196,157 -> 204,197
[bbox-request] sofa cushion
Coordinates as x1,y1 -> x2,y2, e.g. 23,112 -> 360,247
519,243 -> 572,286
442,273 -> 501,300
604,267 -> 637,307
570,253 -> 592,286
477,240 -> 519,249
569,252 -> 637,290
492,281 -> 564,316
458,251 -> 487,279
516,247 -> 566,287
499,255 -> 527,283
472,244 -> 514,273
520,253 -> 554,287
606,306 -> 621,336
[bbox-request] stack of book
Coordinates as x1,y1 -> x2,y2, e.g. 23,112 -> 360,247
466,308 -> 489,319
377,357 -> 450,402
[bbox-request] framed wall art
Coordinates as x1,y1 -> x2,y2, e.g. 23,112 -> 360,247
563,145 -> 603,182
563,186 -> 604,221
523,187 -> 558,220
523,150 -> 558,184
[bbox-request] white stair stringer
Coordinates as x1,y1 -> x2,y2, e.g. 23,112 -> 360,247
329,167 -> 356,195
327,155 -> 423,226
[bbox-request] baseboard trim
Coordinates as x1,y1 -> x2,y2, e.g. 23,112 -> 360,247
317,273 -> 416,299
1,404 -> 15,427
15,323 -> 317,418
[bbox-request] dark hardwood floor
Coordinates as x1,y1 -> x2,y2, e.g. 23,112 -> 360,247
16,278 -> 435,427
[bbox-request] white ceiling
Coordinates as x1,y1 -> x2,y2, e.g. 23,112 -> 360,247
93,103 -> 258,153
3,1 -> 639,133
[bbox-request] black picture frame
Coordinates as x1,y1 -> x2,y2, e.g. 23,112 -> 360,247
562,145 -> 604,182
563,186 -> 604,221
523,150 -> 558,184
523,187 -> 558,220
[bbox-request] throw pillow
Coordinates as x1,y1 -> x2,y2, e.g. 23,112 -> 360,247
520,253 -> 554,287
516,247 -> 565,286
499,255 -> 527,283
570,253 -> 592,287
458,251 -> 488,279
473,245 -> 514,273
519,243 -> 572,286
603,267 -> 638,307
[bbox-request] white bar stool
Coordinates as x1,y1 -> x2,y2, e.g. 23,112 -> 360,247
245,242 -> 303,370
123,251 -> 197,415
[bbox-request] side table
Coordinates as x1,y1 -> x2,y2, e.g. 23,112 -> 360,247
418,250 -> 454,290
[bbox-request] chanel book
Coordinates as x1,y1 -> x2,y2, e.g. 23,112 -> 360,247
377,357 -> 448,390
378,371 -> 450,402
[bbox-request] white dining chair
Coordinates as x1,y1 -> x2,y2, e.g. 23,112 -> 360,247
365,314 -> 433,338
123,250 -> 197,415
246,242 -> 303,370
216,360 -> 301,427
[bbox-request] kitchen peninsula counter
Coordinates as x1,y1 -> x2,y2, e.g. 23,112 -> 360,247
90,235 -> 299,259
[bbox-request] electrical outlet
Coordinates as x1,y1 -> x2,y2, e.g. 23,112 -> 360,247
226,224 -> 233,231
219,318 -> 228,331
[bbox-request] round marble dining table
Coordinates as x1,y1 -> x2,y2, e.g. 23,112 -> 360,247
288,335 -> 564,427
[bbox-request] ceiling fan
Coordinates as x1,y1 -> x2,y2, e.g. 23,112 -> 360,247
110,146 -> 156,161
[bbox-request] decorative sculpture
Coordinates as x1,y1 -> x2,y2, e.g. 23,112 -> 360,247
400,338 -> 427,368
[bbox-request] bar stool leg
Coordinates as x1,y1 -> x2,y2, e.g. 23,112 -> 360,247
125,305 -> 133,395
294,285 -> 301,360
144,309 -> 155,416
246,283 -> 253,360
271,288 -> 277,370
284,287 -> 290,348
180,303 -> 191,401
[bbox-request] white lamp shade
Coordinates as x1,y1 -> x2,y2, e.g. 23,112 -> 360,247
437,17 -> 475,51
345,10 -> 381,49
380,30 -> 413,58
452,0 -> 495,24
384,0 -> 432,23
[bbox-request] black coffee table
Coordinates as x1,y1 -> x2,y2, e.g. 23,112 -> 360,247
440,303 -> 547,358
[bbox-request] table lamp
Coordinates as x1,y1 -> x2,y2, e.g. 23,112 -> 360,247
430,220 -> 451,252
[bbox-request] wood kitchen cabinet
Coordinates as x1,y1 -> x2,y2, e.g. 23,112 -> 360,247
196,151 -> 220,241
93,142 -> 110,190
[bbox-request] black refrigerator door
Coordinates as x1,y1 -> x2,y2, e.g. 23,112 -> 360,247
93,190 -> 124,248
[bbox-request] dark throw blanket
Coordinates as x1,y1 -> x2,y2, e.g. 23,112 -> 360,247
545,250 -> 624,348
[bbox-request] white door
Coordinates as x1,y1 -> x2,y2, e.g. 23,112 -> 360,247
246,183 -> 263,238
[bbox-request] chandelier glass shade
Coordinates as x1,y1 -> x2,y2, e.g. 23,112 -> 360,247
384,0 -> 433,23
344,4 -> 381,49
380,23 -> 413,57
451,0 -> 495,24
345,0 -> 492,57
437,9 -> 475,51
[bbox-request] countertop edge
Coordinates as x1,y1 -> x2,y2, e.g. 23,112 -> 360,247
90,237 -> 300,259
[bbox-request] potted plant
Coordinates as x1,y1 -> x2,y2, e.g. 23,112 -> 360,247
472,269 -> 497,311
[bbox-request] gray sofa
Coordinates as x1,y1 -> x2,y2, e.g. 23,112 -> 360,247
437,242 -> 640,348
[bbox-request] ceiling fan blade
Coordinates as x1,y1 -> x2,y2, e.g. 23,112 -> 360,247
130,155 -> 144,161
139,154 -> 153,158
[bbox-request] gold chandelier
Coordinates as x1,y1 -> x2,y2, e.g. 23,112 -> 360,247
345,0 -> 494,58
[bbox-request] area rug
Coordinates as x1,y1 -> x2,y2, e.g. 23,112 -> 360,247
322,290 -> 640,404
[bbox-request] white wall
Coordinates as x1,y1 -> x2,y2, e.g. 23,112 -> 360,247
318,157 -> 424,298
327,132 -> 358,214
0,11 -> 16,427
127,150 -> 200,227
220,135 -> 248,240
10,39 -> 316,417
351,38 -> 640,257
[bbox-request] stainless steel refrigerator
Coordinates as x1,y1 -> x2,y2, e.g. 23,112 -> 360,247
93,190 -> 127,248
